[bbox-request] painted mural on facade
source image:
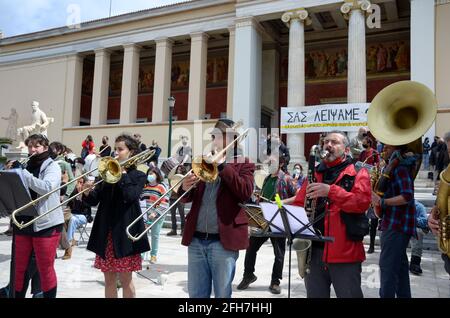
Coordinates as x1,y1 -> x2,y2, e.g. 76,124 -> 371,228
280,40 -> 410,81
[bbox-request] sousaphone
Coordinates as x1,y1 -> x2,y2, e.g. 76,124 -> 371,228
368,80 -> 437,175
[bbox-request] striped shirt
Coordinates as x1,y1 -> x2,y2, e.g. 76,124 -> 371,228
379,165 -> 416,236
141,183 -> 169,222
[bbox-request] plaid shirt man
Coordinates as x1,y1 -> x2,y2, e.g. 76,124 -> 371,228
261,170 -> 296,200
379,165 -> 416,237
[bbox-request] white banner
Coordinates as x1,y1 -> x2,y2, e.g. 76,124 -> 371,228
280,103 -> 370,133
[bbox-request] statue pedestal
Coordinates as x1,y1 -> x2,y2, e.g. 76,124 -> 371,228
4,146 -> 28,162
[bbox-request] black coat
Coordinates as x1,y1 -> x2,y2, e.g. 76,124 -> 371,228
84,168 -> 150,259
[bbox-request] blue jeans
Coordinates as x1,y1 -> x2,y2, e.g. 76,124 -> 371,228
149,218 -> 164,257
188,237 -> 239,298
422,153 -> 430,170
67,214 -> 87,242
379,229 -> 411,298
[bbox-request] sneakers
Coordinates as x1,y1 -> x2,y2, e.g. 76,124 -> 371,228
367,246 -> 375,254
150,256 -> 157,264
236,274 -> 257,290
166,230 -> 177,236
269,282 -> 281,295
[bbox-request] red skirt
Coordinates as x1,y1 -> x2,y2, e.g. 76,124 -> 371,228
94,232 -> 142,272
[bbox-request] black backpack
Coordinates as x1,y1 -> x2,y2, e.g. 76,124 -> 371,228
338,174 -> 370,242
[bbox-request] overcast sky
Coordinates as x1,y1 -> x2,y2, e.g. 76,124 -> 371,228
0,0 -> 191,38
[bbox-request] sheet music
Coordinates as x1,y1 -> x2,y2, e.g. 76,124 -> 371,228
1,168 -> 29,194
260,203 -> 315,236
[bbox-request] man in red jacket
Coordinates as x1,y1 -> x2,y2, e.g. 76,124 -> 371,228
292,130 -> 371,298
179,119 -> 255,298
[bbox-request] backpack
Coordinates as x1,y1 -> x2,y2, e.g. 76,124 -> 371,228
338,174 -> 370,242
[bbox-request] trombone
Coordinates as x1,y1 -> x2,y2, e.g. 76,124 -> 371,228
126,129 -> 250,242
11,148 -> 155,230
1,153 -> 36,171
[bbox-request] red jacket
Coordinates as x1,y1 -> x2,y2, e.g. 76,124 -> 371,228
293,163 -> 371,263
180,158 -> 255,251
82,140 -> 95,154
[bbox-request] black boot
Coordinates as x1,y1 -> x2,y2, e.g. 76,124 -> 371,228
43,286 -> 57,298
409,255 -> 423,275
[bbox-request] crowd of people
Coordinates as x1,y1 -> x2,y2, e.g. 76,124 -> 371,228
0,121 -> 448,299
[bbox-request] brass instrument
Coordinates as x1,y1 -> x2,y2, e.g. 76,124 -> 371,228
126,128 -> 250,242
437,166 -> 450,257
239,203 -> 269,231
11,148 -> 156,229
1,153 -> 36,171
367,80 -> 437,218
19,153 -> 37,166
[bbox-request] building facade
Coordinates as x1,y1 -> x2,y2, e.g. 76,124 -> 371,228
0,0 -> 448,162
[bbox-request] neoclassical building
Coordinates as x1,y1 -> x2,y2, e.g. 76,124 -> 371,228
0,0 -> 448,163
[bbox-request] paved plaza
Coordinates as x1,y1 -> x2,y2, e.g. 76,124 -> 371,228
0,216 -> 448,299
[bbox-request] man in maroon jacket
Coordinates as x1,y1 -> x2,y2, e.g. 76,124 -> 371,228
179,119 -> 255,298
293,130 -> 371,298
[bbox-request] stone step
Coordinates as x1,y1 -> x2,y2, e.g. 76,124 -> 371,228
417,170 -> 435,179
415,180 -> 435,188
415,194 -> 436,207
415,187 -> 435,194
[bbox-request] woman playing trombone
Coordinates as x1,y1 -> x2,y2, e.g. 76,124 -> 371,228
82,134 -> 150,298
13,134 -> 64,298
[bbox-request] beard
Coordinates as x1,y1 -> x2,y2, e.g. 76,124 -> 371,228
324,149 -> 344,162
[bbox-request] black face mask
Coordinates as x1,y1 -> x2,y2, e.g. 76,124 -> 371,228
362,144 -> 369,149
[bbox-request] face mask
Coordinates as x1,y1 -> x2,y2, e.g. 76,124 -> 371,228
294,168 -> 301,175
147,174 -> 156,184
363,144 -> 369,149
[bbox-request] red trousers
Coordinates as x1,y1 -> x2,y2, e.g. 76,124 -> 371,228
14,232 -> 60,292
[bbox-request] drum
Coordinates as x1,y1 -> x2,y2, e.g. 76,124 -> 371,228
160,157 -> 180,178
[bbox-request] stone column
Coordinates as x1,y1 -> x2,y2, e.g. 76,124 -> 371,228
187,32 -> 209,120
233,16 -> 263,162
64,54 -> 83,127
411,0 -> 436,141
152,37 -> 173,122
281,9 -> 311,163
341,0 -> 371,139
262,44 -> 279,127
120,44 -> 141,124
91,48 -> 111,125
226,26 -> 235,118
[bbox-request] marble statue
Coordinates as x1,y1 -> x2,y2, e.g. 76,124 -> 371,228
16,101 -> 54,148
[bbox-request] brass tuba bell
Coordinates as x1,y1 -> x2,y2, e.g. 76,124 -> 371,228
368,81 -> 437,147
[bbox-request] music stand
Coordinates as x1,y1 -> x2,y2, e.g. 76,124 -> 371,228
0,170 -> 38,298
253,200 -> 334,298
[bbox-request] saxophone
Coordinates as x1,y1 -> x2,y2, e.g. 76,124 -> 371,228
437,165 -> 450,257
294,145 -> 328,278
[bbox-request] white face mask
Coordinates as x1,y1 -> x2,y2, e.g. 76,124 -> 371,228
147,174 -> 156,184
294,168 -> 301,175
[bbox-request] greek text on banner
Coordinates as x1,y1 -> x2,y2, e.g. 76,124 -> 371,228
280,103 -> 370,133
